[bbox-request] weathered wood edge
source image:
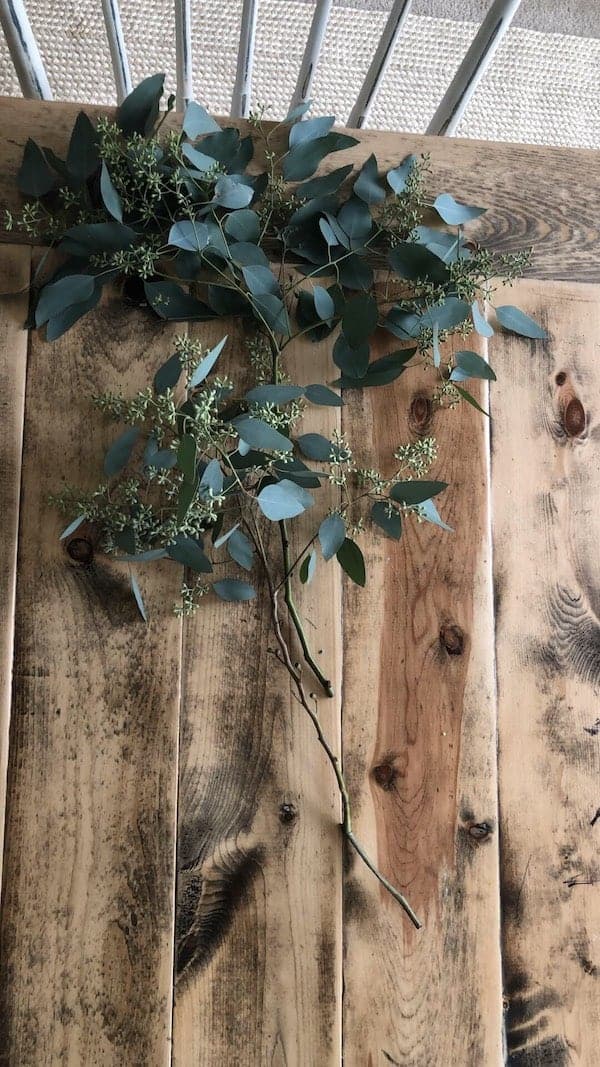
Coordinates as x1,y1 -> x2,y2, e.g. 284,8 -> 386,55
0,97 -> 598,282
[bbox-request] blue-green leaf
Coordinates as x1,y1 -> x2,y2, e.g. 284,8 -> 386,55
188,336 -> 228,387
304,383 -> 342,406
289,115 -> 334,147
115,548 -> 168,562
213,523 -> 240,548
117,73 -> 165,136
67,112 -> 100,182
300,549 -> 317,584
495,305 -> 548,339
17,139 -> 56,196
388,242 -> 450,284
104,426 -> 140,477
251,293 -> 290,335
233,416 -> 293,452
36,274 -> 95,327
59,514 -> 86,540
313,285 -> 335,320
371,501 -> 402,539
130,572 -> 148,622
147,448 -> 177,469
199,458 -> 224,496
454,384 -> 489,416
246,384 -> 304,404
213,578 -> 256,601
450,350 -> 496,382
295,165 -> 353,200
213,174 -> 254,209
296,433 -> 333,461
181,143 -> 218,172
354,153 -> 385,204
224,208 -> 260,242
342,293 -> 378,347
177,434 -> 197,482
283,133 -> 358,182
432,322 -> 441,368
227,527 -> 254,570
471,301 -> 493,337
168,535 -> 213,573
183,100 -> 221,138
433,193 -> 485,224
144,280 -> 214,322
153,352 -> 182,394
257,479 -> 314,520
333,335 -> 370,379
319,513 -> 346,560
283,100 -> 312,124
419,498 -> 453,531
242,264 -> 280,297
336,538 -> 365,586
386,154 -> 416,195
100,162 -> 123,222
390,480 -> 447,506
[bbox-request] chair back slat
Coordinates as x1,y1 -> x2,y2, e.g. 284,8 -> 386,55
231,0 -> 258,118
0,0 -> 51,99
289,0 -> 333,112
174,0 -> 193,111
101,0 -> 132,103
426,0 -> 522,136
347,0 -> 412,129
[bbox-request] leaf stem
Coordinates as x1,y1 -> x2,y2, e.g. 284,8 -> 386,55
279,519 -> 334,698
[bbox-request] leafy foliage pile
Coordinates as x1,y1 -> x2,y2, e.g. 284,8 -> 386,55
15,74 -> 548,927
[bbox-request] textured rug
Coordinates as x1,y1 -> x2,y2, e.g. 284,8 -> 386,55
1,0 -> 599,148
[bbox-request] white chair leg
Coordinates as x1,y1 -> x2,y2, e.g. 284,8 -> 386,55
231,0 -> 258,118
289,0 -> 333,112
175,0 -> 192,112
101,0 -> 132,103
0,0 -> 52,99
426,0 -> 522,136
347,0 -> 412,129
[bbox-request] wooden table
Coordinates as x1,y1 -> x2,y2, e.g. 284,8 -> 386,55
0,98 -> 598,1066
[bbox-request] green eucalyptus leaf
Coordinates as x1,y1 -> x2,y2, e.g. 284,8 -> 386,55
246,384 -> 304,404
334,347 -> 416,388
283,132 -> 358,182
283,100 -> 312,124
233,415 -> 293,452
212,174 -> 254,209
199,457 -> 224,496
213,523 -> 240,548
153,352 -> 182,394
390,480 -> 447,506
257,479 -> 314,520
296,432 -> 334,461
181,142 -> 218,172
59,514 -> 86,540
36,274 -> 96,327
304,383 -> 342,406
104,426 -> 140,477
289,115 -> 334,147
354,153 -> 385,204
147,448 -> 177,469
319,513 -> 345,560
189,336 -> 228,386
471,300 -> 494,337
336,538 -> 365,586
177,434 -> 197,482
319,217 -> 344,248
183,100 -> 221,138
388,242 -> 450,284
61,221 -> 138,255
144,280 -> 215,321
168,535 -> 213,573
224,208 -> 261,242
66,111 -> 100,182
433,192 -> 485,225
313,286 -> 336,320
251,293 -> 290,335
432,322 -> 441,368
454,384 -> 490,416
117,73 -> 165,136
227,527 -> 254,570
45,280 -> 102,340
169,220 -> 213,251
130,572 -> 148,622
333,334 -> 370,379
371,501 -> 402,539
495,305 -> 548,339
100,162 -> 123,222
342,293 -> 378,348
177,478 -> 198,522
213,578 -> 256,601
228,241 -> 269,267
337,255 -> 373,291
450,350 -> 496,382
386,154 -> 417,194
115,548 -> 168,562
242,264 -> 280,297
17,139 -> 56,196
272,457 -> 323,488
295,165 -> 353,200
337,196 -> 371,243
299,549 -> 317,585
419,498 -> 453,531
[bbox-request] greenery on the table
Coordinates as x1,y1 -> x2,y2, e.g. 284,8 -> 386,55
14,74 -> 548,929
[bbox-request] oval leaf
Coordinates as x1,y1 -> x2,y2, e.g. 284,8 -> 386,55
336,538 -> 365,586
104,426 -> 140,477
318,514 -> 346,560
213,578 -> 256,601
433,193 -> 485,225
390,480 -> 447,506
233,416 -> 292,453
257,479 -> 314,520
495,305 -> 548,340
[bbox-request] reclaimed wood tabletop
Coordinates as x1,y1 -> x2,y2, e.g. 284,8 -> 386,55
0,97 -> 598,1067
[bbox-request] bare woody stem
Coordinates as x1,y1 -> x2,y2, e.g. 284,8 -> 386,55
249,518 -> 422,930
278,519 -> 334,698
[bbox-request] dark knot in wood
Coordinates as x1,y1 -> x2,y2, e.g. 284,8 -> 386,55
563,397 -> 586,438
279,802 -> 298,824
409,394 -> 432,435
66,537 -> 94,564
555,371 -> 566,386
468,820 -> 493,841
440,623 -> 464,656
371,760 -> 398,791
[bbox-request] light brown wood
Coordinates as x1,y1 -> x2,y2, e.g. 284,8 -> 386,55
173,318 -> 343,1065
0,245 -> 30,888
0,97 -> 599,282
341,334 -> 503,1066
491,279 -> 600,1066
0,292 -> 183,1064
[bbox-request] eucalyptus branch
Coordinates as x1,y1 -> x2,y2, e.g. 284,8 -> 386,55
279,519 -> 334,698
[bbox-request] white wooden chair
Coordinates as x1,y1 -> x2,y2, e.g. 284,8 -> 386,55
0,0 -> 522,135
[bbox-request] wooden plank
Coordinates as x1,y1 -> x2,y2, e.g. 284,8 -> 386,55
173,320 -> 343,1064
0,245 -> 30,888
491,279 -> 600,1065
0,97 -> 599,281
0,292 -> 183,1064
341,333 -> 503,1065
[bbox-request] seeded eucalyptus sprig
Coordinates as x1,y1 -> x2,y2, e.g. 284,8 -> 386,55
29,74 -> 549,928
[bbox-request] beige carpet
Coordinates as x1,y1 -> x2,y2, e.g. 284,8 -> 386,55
1,0 -> 599,148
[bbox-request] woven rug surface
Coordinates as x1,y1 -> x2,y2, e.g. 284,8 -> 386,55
1,0 -> 599,147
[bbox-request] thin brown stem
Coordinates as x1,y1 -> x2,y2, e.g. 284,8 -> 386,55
279,519 -> 333,698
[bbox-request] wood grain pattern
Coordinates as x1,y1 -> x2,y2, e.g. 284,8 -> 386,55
491,279 -> 600,1067
341,333 -> 503,1066
0,97 -> 599,281
0,293 -> 183,1065
173,319 -> 343,1065
0,245 -> 30,888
